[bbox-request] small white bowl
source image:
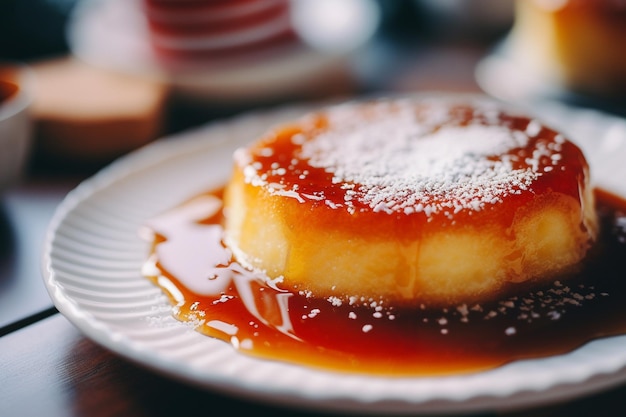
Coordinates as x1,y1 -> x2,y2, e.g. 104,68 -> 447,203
0,62 -> 34,193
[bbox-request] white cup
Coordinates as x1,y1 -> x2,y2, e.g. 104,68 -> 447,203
0,62 -> 33,193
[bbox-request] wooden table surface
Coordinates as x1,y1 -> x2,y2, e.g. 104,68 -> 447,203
2,39 -> 626,417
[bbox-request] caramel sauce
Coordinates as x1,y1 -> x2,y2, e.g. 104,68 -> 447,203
142,188 -> 626,377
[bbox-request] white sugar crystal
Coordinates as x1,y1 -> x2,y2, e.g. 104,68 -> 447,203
456,304 -> 469,316
525,119 -> 542,137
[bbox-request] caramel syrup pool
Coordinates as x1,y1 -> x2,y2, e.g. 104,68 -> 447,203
141,189 -> 626,377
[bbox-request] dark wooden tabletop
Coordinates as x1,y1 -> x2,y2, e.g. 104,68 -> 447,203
3,22 -> 626,416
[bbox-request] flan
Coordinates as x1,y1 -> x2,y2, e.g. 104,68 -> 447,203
222,97 -> 598,305
508,0 -> 626,98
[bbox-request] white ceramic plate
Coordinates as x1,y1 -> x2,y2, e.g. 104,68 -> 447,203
42,97 -> 626,415
66,0 -> 379,103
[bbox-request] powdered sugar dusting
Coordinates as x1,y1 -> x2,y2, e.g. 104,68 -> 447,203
303,119 -> 539,215
241,98 -> 562,217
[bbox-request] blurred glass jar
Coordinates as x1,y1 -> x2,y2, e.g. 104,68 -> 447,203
138,0 -> 380,67
140,0 -> 297,66
68,0 -> 381,107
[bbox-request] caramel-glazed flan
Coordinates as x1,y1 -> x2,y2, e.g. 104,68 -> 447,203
509,0 -> 626,98
222,97 -> 598,306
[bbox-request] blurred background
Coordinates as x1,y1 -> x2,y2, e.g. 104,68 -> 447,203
0,0 -> 625,176
3,3 -> 626,416
0,0 -> 516,174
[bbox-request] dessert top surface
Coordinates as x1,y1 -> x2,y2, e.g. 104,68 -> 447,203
234,97 -> 588,220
